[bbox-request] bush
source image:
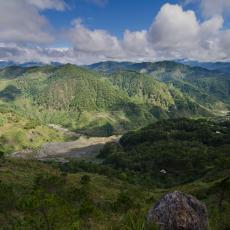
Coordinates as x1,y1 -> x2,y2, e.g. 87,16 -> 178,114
80,175 -> 91,185
114,191 -> 134,212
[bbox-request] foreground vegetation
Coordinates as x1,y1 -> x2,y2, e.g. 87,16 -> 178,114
99,118 -> 230,187
0,118 -> 229,229
0,158 -> 159,229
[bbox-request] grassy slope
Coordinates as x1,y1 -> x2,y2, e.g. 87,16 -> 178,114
0,157 -> 229,229
0,159 -> 158,229
0,104 -> 66,154
97,118 -> 230,229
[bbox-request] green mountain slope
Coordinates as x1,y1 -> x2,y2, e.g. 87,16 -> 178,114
0,65 -> 156,134
109,70 -> 175,108
0,64 -> 217,135
99,118 -> 230,186
89,61 -> 230,112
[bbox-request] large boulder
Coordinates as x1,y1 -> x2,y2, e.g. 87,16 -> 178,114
147,191 -> 208,230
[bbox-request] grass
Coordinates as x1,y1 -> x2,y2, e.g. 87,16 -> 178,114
0,109 -> 67,154
0,158 -> 229,229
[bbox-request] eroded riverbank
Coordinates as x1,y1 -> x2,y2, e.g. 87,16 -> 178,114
11,133 -> 120,161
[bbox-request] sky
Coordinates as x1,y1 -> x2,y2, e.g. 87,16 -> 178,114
0,0 -> 230,64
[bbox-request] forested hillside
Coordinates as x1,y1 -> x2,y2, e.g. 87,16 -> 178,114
1,62 -> 229,137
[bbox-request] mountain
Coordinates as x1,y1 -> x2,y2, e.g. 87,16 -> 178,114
0,62 -> 229,136
178,60 -> 230,73
0,61 -> 63,68
131,61 -> 230,110
86,61 -> 134,73
89,61 -> 230,111
107,70 -> 212,118
0,61 -> 15,68
87,60 -> 191,74
0,64 -> 160,135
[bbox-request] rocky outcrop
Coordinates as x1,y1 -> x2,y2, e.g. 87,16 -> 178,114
147,191 -> 208,230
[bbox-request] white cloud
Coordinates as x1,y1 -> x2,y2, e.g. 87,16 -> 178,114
65,3 -> 230,63
0,1 -> 230,64
0,0 -> 66,44
147,3 -> 230,61
184,0 -> 230,18
0,43 -> 122,65
0,43 -> 75,64
123,30 -> 154,57
200,0 -> 230,18
25,0 -> 67,10
69,19 -> 124,57
148,4 -> 199,49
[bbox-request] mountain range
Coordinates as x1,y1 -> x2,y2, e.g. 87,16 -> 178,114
0,61 -> 229,136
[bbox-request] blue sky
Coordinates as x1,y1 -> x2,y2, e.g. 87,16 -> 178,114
43,0 -> 182,39
0,0 -> 230,64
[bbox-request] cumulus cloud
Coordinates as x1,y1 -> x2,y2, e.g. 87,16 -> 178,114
70,19 -> 122,54
0,0 -> 66,44
68,20 -> 157,62
0,43 -> 121,65
148,4 -> 199,49
0,1 -> 230,64
0,43 -> 76,64
147,3 -> 230,61
184,0 -> 230,18
200,0 -> 230,18
123,30 -> 155,58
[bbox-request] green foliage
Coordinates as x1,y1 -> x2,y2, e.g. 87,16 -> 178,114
114,191 -> 135,212
0,111 -> 66,154
0,147 -> 229,230
0,150 -> 4,159
0,63 -> 229,229
0,159 -> 156,229
0,63 -> 227,135
121,210 -> 158,230
109,70 -> 175,109
80,175 -> 91,185
100,118 -> 230,187
0,85 -> 21,101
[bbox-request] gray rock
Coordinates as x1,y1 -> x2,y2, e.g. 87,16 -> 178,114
147,191 -> 208,230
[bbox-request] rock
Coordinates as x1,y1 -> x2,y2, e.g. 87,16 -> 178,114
147,191 -> 208,230
160,169 -> 167,174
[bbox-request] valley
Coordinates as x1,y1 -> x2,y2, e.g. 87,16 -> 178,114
1,1 -> 230,229
11,131 -> 120,161
0,61 -> 229,229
